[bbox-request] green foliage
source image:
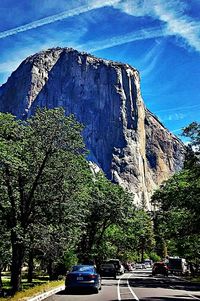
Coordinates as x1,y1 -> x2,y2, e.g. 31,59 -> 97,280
0,280 -> 64,301
77,172 -> 134,260
149,252 -> 161,262
183,122 -> 200,151
151,122 -> 200,261
100,209 -> 155,262
0,108 -> 91,292
63,250 -> 78,271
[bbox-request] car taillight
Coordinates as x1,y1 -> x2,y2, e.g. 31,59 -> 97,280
88,274 -> 96,279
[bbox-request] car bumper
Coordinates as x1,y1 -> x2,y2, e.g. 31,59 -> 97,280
65,280 -> 98,289
100,273 -> 116,277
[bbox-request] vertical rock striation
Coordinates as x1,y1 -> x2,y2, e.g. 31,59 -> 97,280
0,47 -> 185,209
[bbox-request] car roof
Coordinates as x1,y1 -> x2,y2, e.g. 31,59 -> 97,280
72,265 -> 94,268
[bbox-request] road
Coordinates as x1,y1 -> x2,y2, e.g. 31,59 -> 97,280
45,268 -> 200,301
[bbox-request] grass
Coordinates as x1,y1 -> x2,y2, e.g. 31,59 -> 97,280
188,276 -> 200,283
0,274 -> 64,301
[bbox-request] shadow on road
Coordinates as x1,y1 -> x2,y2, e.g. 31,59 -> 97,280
129,275 -> 200,292
56,288 -> 98,295
140,296 -> 199,301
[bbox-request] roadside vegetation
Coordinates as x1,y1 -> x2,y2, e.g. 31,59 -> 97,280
0,279 -> 63,301
152,122 -> 200,273
0,108 -> 199,297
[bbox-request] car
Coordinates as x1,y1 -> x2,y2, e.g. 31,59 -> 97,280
123,263 -> 134,272
135,262 -> 146,269
65,265 -> 101,293
99,263 -> 117,279
144,259 -> 153,268
105,259 -> 124,275
152,262 -> 168,276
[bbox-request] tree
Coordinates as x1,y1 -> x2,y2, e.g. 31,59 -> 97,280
183,122 -> 200,152
0,108 -> 90,293
151,122 -> 200,260
103,209 -> 155,262
77,172 -> 133,262
0,217 -> 11,294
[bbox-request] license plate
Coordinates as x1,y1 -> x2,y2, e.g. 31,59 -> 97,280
77,277 -> 83,280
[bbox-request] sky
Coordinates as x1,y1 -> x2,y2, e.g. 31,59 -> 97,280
0,0 -> 199,141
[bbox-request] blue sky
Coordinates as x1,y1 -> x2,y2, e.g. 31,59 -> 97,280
0,0 -> 199,140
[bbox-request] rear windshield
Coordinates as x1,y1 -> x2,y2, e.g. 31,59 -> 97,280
101,264 -> 115,268
107,260 -> 120,267
72,266 -> 94,272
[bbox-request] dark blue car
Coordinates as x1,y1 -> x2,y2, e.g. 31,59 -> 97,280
65,265 -> 101,293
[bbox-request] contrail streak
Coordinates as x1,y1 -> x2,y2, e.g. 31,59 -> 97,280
0,0 -> 120,39
76,26 -> 168,52
155,104 -> 200,113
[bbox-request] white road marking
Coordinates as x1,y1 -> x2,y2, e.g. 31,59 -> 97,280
127,274 -> 139,300
117,274 -> 127,301
117,273 -> 140,301
186,293 -> 200,300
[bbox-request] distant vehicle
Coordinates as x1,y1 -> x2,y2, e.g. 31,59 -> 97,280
135,263 -> 146,269
105,259 -> 124,275
144,259 -> 153,268
152,262 -> 168,276
99,263 -> 117,279
135,263 -> 142,269
120,264 -> 125,274
166,257 -> 189,275
65,265 -> 101,293
123,263 -> 134,271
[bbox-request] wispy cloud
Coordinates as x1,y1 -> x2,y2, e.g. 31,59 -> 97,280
140,40 -> 165,77
76,26 -> 168,52
153,1 -> 200,52
0,0 -> 120,40
163,113 -> 186,121
116,0 -> 200,53
155,104 -> 200,113
0,21 -> 87,81
171,128 -> 183,133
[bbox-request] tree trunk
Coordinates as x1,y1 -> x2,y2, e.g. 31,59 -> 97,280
47,259 -> 53,280
27,250 -> 34,283
0,269 -> 3,295
10,231 -> 25,294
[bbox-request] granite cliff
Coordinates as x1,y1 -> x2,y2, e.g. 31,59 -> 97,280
0,47 -> 185,209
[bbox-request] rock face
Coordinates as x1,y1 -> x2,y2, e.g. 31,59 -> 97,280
0,47 -> 185,209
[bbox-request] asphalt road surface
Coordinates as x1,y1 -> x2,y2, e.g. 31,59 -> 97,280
45,268 -> 200,301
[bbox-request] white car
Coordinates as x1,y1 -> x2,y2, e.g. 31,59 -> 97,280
120,264 -> 125,274
135,263 -> 146,269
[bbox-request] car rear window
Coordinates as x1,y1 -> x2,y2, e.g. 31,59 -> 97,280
72,266 -> 94,272
101,264 -> 115,268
